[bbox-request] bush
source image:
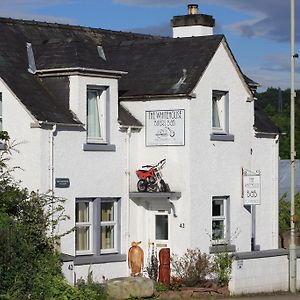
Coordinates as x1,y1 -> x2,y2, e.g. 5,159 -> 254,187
0,134 -> 107,300
171,248 -> 213,287
213,249 -> 233,287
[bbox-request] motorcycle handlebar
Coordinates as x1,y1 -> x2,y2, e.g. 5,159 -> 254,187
141,159 -> 166,169
142,165 -> 153,168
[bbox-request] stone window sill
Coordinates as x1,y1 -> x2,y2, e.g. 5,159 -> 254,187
209,244 -> 236,254
74,253 -> 126,265
83,143 -> 116,152
210,133 -> 234,142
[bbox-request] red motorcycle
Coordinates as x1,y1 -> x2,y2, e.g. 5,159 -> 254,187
136,159 -> 169,192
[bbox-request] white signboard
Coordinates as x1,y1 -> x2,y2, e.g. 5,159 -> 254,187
145,109 -> 185,146
243,175 -> 261,205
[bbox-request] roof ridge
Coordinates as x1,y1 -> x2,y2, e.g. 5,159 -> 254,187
0,16 -> 159,39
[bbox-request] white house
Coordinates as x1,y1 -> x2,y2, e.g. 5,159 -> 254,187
0,4 -> 279,283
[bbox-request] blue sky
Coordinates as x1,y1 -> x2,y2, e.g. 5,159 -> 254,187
1,0 -> 299,91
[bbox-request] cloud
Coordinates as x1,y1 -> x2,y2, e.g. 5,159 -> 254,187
115,0 -> 300,43
128,19 -> 224,37
0,0 -> 76,23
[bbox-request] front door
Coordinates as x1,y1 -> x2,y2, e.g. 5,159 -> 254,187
147,203 -> 171,257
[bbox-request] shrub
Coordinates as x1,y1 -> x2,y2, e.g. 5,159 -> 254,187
213,249 -> 233,287
171,248 -> 213,287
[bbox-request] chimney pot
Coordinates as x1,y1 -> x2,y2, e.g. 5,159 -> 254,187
188,4 -> 199,15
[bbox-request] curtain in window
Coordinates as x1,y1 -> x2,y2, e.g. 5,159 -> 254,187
101,226 -> 114,249
212,97 -> 221,128
87,90 -> 101,140
100,202 -> 115,250
0,93 -> 2,131
76,227 -> 90,251
75,202 -> 90,251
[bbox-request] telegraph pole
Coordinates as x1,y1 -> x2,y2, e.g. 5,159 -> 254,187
289,0 -> 297,293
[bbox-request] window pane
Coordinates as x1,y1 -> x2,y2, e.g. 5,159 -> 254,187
212,220 -> 224,240
87,89 -> 101,139
212,200 -> 224,217
101,202 -> 114,222
101,225 -> 114,249
212,97 -> 220,128
156,215 -> 168,240
76,202 -> 89,222
76,226 -> 90,251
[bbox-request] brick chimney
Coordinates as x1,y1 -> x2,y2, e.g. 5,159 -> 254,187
171,4 -> 215,38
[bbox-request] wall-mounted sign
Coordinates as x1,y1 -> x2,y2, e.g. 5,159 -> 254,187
145,109 -> 185,146
55,178 -> 70,188
243,174 -> 261,205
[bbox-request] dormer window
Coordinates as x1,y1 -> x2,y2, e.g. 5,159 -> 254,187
87,86 -> 108,144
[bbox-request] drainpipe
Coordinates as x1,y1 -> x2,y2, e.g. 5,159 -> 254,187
50,124 -> 57,236
125,126 -> 132,272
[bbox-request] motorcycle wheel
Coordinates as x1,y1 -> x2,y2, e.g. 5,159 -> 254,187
137,180 -> 147,192
147,183 -> 158,192
160,179 -> 167,192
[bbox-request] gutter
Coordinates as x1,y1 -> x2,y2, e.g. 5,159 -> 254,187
120,93 -> 196,101
31,121 -> 84,128
35,67 -> 127,78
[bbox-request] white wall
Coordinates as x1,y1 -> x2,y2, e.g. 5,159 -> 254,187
189,41 -> 254,253
0,78 -> 47,192
252,136 -> 279,249
120,40 -> 279,260
0,75 -> 129,280
229,252 -> 300,294
173,25 -> 213,38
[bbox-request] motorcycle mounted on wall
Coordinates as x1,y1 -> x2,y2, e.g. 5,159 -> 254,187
135,159 -> 170,192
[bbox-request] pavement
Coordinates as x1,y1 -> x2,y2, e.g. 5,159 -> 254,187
222,293 -> 300,300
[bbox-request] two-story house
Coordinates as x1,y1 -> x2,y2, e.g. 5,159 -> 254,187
0,5 -> 279,282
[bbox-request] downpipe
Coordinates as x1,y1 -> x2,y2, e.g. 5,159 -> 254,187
50,124 -> 57,237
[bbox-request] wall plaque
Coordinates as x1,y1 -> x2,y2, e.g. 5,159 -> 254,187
55,178 -> 70,188
145,109 -> 185,146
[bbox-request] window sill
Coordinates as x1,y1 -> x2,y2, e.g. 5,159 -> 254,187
210,133 -> 234,142
209,244 -> 236,254
83,143 -> 116,152
74,253 -> 126,265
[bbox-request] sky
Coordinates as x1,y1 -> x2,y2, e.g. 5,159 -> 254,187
0,0 -> 299,91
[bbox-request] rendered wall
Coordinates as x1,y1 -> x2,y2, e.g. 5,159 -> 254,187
229,251 -> 300,294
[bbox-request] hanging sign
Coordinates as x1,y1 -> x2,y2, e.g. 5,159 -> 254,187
243,173 -> 261,205
145,109 -> 185,146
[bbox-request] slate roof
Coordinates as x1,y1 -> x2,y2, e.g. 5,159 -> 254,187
0,17 -> 157,124
254,103 -> 280,135
118,105 -> 143,127
0,17 -> 277,132
106,35 -> 224,98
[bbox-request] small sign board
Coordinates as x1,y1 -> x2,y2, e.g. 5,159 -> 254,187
243,174 -> 261,205
55,178 -> 70,188
145,109 -> 185,146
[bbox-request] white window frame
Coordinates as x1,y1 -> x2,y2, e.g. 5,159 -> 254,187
0,92 -> 2,131
87,86 -> 108,144
212,196 -> 229,245
100,199 -> 118,254
75,200 -> 93,255
212,90 -> 229,134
